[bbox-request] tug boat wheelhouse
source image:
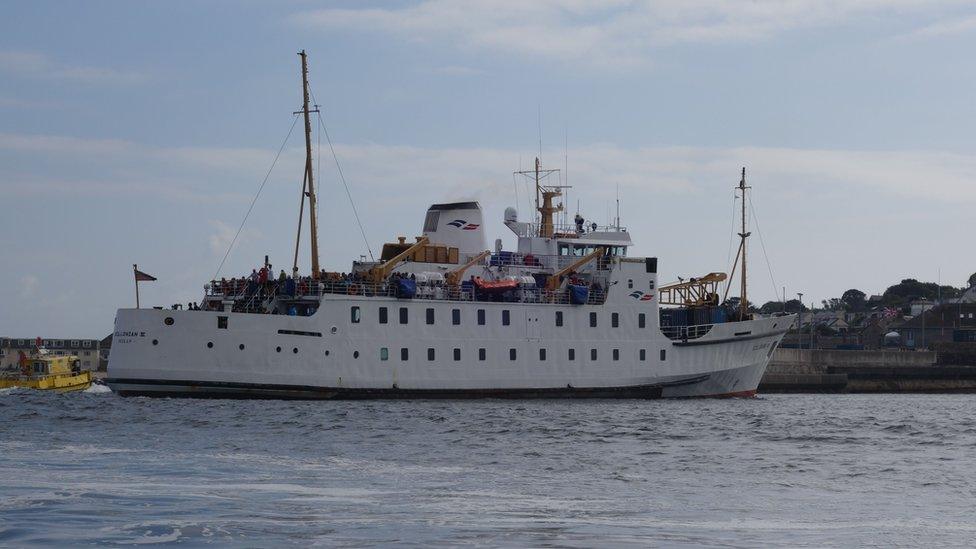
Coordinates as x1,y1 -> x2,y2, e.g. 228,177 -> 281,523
106,53 -> 794,399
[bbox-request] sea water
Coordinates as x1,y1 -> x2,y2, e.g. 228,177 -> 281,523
2,389 -> 975,547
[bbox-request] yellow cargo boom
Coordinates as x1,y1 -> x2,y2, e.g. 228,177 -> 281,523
657,272 -> 727,306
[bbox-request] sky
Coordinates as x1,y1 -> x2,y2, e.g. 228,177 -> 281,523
2,1 -> 976,338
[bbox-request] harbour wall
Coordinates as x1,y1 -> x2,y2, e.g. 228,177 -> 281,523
760,348 -> 976,393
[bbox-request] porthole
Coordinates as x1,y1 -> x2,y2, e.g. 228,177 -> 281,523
331,326 -> 338,334
276,346 -> 282,353
293,347 -> 298,354
152,339 -> 159,346
164,317 -> 174,326
207,342 -> 214,348
325,350 -> 330,356
239,344 -> 245,350
353,351 -> 360,359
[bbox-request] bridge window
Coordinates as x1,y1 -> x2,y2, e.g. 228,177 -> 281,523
479,348 -> 486,361
612,312 -> 619,328
453,348 -> 461,361
399,307 -> 408,324
555,311 -> 563,327
350,306 -> 361,324
379,307 -> 388,324
568,348 -> 575,360
477,309 -> 486,325
589,312 -> 597,327
452,309 -> 461,325
401,347 -> 409,361
427,348 -> 435,361
502,310 -> 510,326
638,313 -> 646,329
426,308 -> 435,325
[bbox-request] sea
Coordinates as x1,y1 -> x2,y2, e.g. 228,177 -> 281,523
2,388 -> 975,547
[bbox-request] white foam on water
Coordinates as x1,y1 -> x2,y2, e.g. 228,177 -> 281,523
84,383 -> 112,394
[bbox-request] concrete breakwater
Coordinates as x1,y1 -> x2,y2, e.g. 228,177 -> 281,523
760,348 -> 976,393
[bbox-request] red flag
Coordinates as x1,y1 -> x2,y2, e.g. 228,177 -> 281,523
134,268 -> 157,282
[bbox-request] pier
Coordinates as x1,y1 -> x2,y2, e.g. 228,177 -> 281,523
760,347 -> 976,393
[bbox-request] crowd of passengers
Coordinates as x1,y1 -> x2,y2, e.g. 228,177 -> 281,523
175,262 -> 606,314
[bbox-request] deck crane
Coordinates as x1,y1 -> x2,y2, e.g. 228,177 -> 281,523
446,250 -> 491,286
545,247 -> 606,291
366,236 -> 429,283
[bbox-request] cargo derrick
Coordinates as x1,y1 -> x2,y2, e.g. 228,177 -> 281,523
658,272 -> 726,307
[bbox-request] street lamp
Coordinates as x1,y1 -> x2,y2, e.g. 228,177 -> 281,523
797,292 -> 804,349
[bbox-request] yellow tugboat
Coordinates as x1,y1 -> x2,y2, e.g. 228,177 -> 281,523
0,338 -> 93,392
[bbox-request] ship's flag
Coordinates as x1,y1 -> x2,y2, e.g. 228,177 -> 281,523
134,268 -> 157,282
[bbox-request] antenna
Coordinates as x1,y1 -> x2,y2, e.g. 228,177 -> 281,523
564,128 -> 569,227
537,104 -> 543,160
615,183 -> 620,230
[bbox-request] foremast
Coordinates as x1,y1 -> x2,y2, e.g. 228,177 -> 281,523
293,50 -> 321,279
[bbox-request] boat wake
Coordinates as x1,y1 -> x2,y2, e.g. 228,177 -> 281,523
84,383 -> 113,394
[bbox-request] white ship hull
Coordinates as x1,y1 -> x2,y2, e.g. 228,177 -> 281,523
107,261 -> 792,399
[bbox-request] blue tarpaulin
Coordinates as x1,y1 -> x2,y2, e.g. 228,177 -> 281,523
568,284 -> 589,305
396,278 -> 416,299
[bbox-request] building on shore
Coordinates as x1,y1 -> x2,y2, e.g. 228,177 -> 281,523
0,337 -> 102,371
893,303 -> 976,349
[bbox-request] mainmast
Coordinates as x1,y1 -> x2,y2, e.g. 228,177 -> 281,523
737,167 -> 751,318
516,157 -> 566,238
293,50 -> 321,279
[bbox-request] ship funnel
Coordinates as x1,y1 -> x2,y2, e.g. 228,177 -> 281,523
421,201 -> 487,255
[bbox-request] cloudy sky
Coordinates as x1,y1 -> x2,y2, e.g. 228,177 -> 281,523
3,1 -> 976,338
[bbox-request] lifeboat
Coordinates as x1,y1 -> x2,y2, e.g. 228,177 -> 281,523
472,276 -> 519,294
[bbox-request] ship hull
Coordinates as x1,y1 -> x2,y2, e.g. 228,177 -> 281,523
107,294 -> 792,400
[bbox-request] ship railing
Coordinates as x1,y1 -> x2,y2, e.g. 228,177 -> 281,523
508,222 -> 628,238
488,253 -> 612,271
204,279 -> 609,307
313,280 -> 608,306
659,323 -> 715,341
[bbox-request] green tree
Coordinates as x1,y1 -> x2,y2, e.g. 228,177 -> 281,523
841,289 -> 866,311
968,271 -> 976,288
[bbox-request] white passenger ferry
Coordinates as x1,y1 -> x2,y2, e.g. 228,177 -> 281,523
107,52 -> 793,399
